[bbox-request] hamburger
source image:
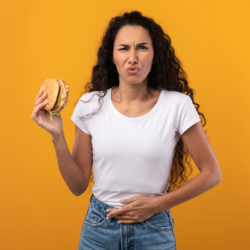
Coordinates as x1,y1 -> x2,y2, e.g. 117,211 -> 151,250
40,78 -> 69,121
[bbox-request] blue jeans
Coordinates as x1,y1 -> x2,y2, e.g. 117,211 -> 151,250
78,194 -> 176,250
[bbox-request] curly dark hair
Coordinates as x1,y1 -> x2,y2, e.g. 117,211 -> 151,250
73,10 -> 207,193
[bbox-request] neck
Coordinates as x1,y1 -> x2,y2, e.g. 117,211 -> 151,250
112,84 -> 155,104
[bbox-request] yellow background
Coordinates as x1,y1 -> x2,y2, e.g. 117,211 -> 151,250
1,0 -> 249,249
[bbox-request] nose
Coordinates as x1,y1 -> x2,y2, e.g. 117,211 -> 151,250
128,48 -> 138,65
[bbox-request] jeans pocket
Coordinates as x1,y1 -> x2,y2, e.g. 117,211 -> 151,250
84,204 -> 107,228
144,211 -> 172,231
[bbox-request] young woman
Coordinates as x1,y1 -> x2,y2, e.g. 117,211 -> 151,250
32,11 -> 221,250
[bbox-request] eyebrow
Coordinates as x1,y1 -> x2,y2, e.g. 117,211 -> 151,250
118,42 -> 149,46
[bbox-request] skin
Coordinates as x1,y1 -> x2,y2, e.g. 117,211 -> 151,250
111,25 -> 161,117
31,90 -> 63,137
32,25 -> 222,225
104,25 -> 222,224
32,90 -> 91,196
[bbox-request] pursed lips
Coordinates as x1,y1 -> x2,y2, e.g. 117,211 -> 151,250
126,67 -> 140,71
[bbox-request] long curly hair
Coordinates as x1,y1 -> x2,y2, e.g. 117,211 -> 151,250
73,10 -> 207,193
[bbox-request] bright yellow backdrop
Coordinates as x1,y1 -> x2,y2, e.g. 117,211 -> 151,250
1,0 -> 249,249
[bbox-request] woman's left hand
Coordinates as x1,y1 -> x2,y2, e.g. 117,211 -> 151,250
106,196 -> 160,224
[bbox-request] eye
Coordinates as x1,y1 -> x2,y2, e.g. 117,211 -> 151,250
118,46 -> 148,51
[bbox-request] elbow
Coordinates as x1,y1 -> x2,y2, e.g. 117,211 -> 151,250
218,173 -> 222,183
208,164 -> 222,186
213,169 -> 222,187
214,176 -> 221,187
73,186 -> 87,196
73,190 -> 84,196
217,167 -> 222,183
74,191 -> 82,197
203,168 -> 222,188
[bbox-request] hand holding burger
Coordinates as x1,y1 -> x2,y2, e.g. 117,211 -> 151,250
31,78 -> 69,137
41,78 -> 69,120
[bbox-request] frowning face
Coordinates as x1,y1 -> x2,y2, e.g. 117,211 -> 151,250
112,25 -> 154,86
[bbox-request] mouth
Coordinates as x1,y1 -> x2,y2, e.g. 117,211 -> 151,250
127,69 -> 140,74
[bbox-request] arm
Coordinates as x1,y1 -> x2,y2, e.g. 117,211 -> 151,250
32,89 -> 91,196
154,121 -> 222,213
52,133 -> 86,196
51,125 -> 92,196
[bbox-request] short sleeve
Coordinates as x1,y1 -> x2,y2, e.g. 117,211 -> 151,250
176,96 -> 201,136
71,98 -> 91,135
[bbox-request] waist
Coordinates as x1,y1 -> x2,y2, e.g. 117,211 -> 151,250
89,193 -> 171,217
90,194 -> 118,216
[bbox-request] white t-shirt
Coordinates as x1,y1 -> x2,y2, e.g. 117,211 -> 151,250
71,87 -> 201,208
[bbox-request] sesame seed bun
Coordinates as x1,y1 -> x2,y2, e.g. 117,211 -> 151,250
40,78 -> 69,114
41,78 -> 59,111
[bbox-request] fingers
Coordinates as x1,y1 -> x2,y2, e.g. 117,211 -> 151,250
110,207 -> 129,216
35,91 -> 47,106
35,89 -> 43,102
36,98 -> 48,111
31,98 -> 48,119
108,208 -> 130,217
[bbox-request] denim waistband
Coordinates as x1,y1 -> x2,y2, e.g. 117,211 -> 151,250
90,194 -> 118,217
89,193 -> 172,218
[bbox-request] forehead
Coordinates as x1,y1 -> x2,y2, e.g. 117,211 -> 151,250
114,25 -> 152,44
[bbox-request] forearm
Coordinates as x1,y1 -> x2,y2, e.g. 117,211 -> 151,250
51,133 -> 86,196
154,170 -> 221,213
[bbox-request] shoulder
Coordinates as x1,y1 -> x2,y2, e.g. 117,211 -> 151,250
76,90 -> 107,113
77,90 -> 106,106
162,90 -> 190,105
166,90 -> 188,99
79,90 -> 103,102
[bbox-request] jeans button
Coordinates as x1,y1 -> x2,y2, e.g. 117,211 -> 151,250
106,216 -> 112,223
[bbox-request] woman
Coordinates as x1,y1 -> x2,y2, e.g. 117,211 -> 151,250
31,11 -> 221,250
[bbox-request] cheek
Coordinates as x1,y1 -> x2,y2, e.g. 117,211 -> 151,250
141,53 -> 153,66
145,53 -> 154,64
143,59 -> 153,71
113,53 -> 127,63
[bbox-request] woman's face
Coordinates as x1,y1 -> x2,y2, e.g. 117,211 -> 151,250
113,25 -> 154,86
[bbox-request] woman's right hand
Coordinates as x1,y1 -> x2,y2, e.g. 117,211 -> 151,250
31,88 -> 64,137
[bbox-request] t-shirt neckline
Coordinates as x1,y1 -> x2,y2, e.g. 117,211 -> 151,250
108,86 -> 163,121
